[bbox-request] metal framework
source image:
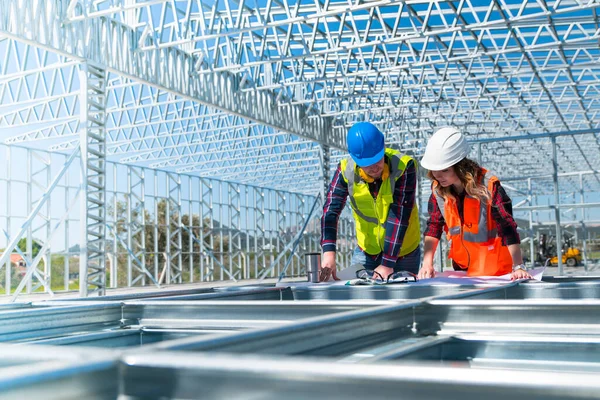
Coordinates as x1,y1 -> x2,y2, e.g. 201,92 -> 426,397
2,280 -> 600,397
1,0 -> 600,295
0,0 -> 598,192
0,143 -> 354,297
79,63 -> 108,296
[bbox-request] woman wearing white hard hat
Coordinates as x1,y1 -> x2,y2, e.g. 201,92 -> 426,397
418,127 -> 532,280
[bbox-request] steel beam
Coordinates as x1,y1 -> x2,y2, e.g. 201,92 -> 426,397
551,136 -> 564,275
469,128 -> 600,144
119,351 -> 600,400
79,63 -> 108,297
0,0 -> 338,149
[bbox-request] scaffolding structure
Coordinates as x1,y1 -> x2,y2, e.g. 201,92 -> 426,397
0,0 -> 599,297
0,280 -> 598,398
2,1 -> 600,395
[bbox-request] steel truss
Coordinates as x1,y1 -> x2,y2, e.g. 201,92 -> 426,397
0,143 -> 356,298
3,280 -> 600,397
0,0 -> 598,195
79,63 -> 108,296
1,0 -> 600,295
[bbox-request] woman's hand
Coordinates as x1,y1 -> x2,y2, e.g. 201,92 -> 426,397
510,268 -> 532,281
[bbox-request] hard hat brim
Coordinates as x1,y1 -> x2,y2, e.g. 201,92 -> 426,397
419,155 -> 462,171
350,147 -> 385,167
419,157 -> 456,171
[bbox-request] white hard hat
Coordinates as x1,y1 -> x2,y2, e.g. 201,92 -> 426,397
420,127 -> 470,171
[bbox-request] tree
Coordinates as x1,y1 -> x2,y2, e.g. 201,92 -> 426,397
17,237 -> 42,258
107,199 -> 231,285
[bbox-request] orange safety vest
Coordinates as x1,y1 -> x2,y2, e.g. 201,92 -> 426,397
433,170 -> 513,276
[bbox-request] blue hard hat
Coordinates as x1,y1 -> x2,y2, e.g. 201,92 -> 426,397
347,122 -> 385,167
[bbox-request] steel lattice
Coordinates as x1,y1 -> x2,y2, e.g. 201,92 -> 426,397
0,0 -> 599,195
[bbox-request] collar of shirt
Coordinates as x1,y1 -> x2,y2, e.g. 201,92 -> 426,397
366,156 -> 391,199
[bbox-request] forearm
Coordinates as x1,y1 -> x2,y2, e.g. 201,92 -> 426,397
508,243 -> 532,280
418,236 -> 439,279
424,194 -> 445,240
382,223 -> 409,266
320,165 -> 348,252
507,243 -> 524,266
321,212 -> 340,252
491,183 -> 521,246
423,236 -> 439,266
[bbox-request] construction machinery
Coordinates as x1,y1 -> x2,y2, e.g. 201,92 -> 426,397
538,233 -> 583,267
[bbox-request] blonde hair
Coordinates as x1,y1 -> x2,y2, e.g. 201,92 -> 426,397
427,158 -> 491,203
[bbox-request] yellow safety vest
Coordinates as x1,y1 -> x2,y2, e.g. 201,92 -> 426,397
340,148 -> 420,257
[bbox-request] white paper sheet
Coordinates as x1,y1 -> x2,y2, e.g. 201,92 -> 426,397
276,267 -> 546,288
409,267 -> 546,286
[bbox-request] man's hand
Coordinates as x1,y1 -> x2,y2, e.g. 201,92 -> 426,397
511,268 -> 532,281
320,251 -> 340,281
372,265 -> 394,281
418,264 -> 436,280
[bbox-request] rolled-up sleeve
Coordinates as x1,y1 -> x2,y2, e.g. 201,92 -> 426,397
320,163 -> 348,252
491,182 -> 521,246
424,193 -> 445,240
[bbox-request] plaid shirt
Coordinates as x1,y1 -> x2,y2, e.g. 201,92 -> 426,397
321,157 -> 417,268
424,181 -> 520,246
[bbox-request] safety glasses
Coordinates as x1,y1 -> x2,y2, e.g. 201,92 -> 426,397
355,269 -> 418,284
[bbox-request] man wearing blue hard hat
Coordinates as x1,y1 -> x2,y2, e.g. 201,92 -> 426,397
320,122 -> 421,282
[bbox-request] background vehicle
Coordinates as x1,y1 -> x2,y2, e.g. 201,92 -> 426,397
537,233 -> 583,267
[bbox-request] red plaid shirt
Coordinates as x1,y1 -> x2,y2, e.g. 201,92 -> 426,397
424,181 -> 520,246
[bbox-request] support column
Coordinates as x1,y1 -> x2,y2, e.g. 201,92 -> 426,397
580,173 -> 588,271
153,171 -> 160,282
5,147 -> 11,294
110,167 -> 118,289
551,137 -> 563,275
189,178 -> 195,282
276,191 -> 286,277
528,178 -> 535,268
64,163 -> 70,291
79,63 -> 107,297
253,186 -> 266,280
200,178 -> 214,280
228,182 -> 242,280
34,150 -> 52,293
166,172 -> 183,283
127,167 -> 146,286
26,150 -> 32,294
320,144 -> 331,200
